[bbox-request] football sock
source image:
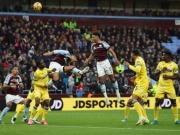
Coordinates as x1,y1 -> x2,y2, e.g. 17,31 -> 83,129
30,106 -> 37,119
72,68 -> 81,73
0,106 -> 11,120
124,105 -> 130,119
132,100 -> 143,117
141,105 -> 148,118
112,81 -> 120,95
154,106 -> 160,120
34,107 -> 44,120
172,106 -> 178,121
23,106 -> 29,118
42,107 -> 49,120
15,104 -> 26,117
100,84 -> 108,99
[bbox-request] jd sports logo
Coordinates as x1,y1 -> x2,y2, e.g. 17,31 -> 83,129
161,99 -> 171,108
50,99 -> 63,110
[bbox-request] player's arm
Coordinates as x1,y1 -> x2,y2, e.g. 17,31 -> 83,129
85,53 -> 94,63
129,65 -> 141,73
17,76 -> 24,89
46,68 -> 56,73
163,64 -> 179,80
108,48 -> 119,66
32,80 -> 46,87
33,71 -> 47,88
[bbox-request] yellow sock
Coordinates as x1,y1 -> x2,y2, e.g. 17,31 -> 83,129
30,106 -> 37,119
42,107 -> 49,120
133,100 -> 143,117
124,106 -> 130,119
141,105 -> 147,118
154,106 -> 160,120
15,104 -> 25,117
34,107 -> 43,120
172,106 -> 178,121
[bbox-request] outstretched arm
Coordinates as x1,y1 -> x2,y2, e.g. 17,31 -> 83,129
109,48 -> 119,66
44,50 -> 71,58
85,53 -> 94,64
124,61 -> 141,73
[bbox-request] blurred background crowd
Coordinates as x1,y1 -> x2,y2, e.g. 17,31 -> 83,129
0,0 -> 180,97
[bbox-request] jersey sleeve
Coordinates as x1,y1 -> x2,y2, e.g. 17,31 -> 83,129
53,50 -> 71,58
4,74 -> 11,84
101,41 -> 110,50
18,75 -> 22,83
91,44 -> 94,53
129,58 -> 142,73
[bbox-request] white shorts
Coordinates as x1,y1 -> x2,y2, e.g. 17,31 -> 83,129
49,61 -> 64,73
97,59 -> 113,77
5,94 -> 24,104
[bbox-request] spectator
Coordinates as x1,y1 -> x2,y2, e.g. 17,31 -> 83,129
68,74 -> 75,97
28,46 -> 35,58
76,81 -> 85,97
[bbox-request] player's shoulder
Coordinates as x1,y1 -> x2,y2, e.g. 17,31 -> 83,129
158,61 -> 164,65
171,61 -> 178,67
136,56 -> 144,63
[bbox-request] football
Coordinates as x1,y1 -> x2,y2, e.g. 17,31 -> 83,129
33,2 -> 42,11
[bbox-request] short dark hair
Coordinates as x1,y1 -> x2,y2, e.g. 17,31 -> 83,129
36,59 -> 42,67
11,65 -> 18,71
132,49 -> 141,56
92,32 -> 100,38
163,51 -> 172,57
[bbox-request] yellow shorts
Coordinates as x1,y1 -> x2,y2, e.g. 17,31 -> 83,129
26,91 -> 35,100
155,86 -> 176,99
34,90 -> 50,101
133,83 -> 149,101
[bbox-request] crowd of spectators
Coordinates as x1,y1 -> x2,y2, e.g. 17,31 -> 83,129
0,16 -> 180,97
1,2 -> 180,17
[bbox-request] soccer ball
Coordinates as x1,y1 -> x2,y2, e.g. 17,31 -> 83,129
33,2 -> 42,11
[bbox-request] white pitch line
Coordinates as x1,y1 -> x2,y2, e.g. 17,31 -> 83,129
23,125 -> 180,132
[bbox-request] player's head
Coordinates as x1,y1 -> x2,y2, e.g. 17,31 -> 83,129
70,55 -> 78,62
162,51 -> 172,61
131,49 -> 141,58
36,59 -> 46,69
11,66 -> 19,75
92,32 -> 100,43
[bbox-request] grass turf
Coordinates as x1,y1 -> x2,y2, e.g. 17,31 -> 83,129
0,109 -> 179,135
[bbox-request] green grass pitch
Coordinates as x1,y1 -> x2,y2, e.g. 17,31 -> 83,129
0,109 -> 179,135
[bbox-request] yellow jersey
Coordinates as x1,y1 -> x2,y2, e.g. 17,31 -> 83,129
32,68 -> 52,90
156,61 -> 178,87
129,56 -> 148,84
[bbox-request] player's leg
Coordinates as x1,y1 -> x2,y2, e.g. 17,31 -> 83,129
48,62 -> 61,89
11,97 -> 26,124
150,98 -> 162,125
131,86 -> 146,125
140,92 -> 149,124
108,74 -> 121,102
122,98 -> 132,122
99,75 -> 110,105
28,91 -> 41,125
0,95 -> 13,124
41,99 -> 49,125
151,87 -> 164,125
167,90 -> 180,124
97,61 -> 110,105
22,99 -> 32,122
32,102 -> 44,124
65,66 -> 90,76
